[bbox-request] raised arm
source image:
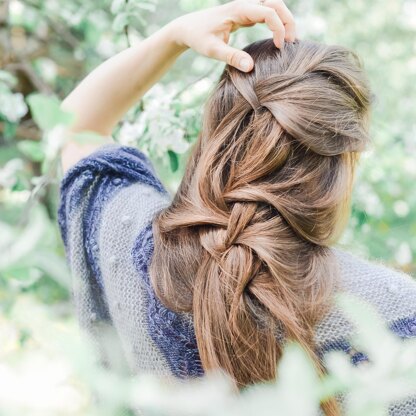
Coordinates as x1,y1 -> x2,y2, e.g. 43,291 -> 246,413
60,0 -> 296,172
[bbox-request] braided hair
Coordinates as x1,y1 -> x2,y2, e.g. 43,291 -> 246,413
150,39 -> 371,416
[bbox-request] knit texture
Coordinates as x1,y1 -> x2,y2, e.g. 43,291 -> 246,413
58,144 -> 416,414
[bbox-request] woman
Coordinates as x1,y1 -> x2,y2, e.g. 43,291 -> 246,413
58,1 -> 416,414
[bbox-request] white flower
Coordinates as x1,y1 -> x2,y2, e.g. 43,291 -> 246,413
393,200 -> 410,217
168,129 -> 190,154
0,92 -> 28,122
395,242 -> 412,266
0,159 -> 23,188
118,118 -> 146,146
36,58 -> 57,83
43,125 -> 69,160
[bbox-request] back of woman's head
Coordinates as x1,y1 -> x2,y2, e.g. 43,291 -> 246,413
151,38 -> 371,412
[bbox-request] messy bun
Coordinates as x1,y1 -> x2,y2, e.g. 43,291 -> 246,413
151,39 -> 371,415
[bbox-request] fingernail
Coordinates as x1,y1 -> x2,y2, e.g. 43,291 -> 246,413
239,58 -> 251,72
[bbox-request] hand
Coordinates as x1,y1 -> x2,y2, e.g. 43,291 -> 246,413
170,0 -> 297,73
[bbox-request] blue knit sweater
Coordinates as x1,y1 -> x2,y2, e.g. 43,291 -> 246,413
58,144 -> 416,412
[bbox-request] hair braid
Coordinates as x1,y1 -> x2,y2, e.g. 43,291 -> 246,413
151,39 -> 371,416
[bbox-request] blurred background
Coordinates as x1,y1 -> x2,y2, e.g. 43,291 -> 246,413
0,0 -> 415,414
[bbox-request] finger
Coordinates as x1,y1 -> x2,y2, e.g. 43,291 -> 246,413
239,4 -> 286,48
207,40 -> 254,72
263,0 -> 296,42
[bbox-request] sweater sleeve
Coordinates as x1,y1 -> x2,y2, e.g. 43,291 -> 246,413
57,144 -> 171,374
58,144 -> 167,280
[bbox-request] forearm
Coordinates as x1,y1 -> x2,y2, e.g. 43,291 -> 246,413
61,20 -> 187,136
60,1 -> 295,172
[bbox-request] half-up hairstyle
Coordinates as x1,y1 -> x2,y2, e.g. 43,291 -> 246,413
150,39 -> 371,415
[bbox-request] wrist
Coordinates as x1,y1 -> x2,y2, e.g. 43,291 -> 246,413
162,18 -> 190,53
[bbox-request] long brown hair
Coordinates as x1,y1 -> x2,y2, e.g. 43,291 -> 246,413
150,39 -> 371,414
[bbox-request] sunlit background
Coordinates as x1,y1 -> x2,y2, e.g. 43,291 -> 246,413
0,0 -> 415,414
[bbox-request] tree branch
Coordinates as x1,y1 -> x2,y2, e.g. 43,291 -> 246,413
6,61 -> 53,94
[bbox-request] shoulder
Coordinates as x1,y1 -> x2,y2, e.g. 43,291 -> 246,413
58,143 -> 171,288
317,248 -> 416,411
58,144 -> 174,376
98,181 -> 170,265
58,143 -> 168,248
333,247 -> 416,325
315,247 -> 416,353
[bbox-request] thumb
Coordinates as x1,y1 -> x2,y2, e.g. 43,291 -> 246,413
211,43 -> 254,72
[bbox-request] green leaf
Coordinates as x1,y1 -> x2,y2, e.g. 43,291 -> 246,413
3,121 -> 17,140
0,70 -> 17,88
128,1 -> 156,13
34,251 -> 71,290
26,93 -> 75,131
130,11 -> 146,27
112,12 -> 130,32
168,150 -> 179,172
111,0 -> 125,14
17,140 -> 45,162
3,266 -> 43,287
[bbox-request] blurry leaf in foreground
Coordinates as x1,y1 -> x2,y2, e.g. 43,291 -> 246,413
26,94 -> 75,131
0,208 -> 46,271
0,159 -> 24,189
131,342 -> 321,416
324,293 -> 416,416
276,343 -> 322,414
17,140 -> 45,163
2,266 -> 43,288
0,297 -> 89,415
0,70 -> 18,88
133,371 -> 234,416
238,343 -> 321,416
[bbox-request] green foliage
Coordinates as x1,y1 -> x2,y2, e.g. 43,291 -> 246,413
111,0 -> 158,34
27,93 -> 75,131
16,140 -> 44,162
1,293 -> 415,415
0,0 -> 415,414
